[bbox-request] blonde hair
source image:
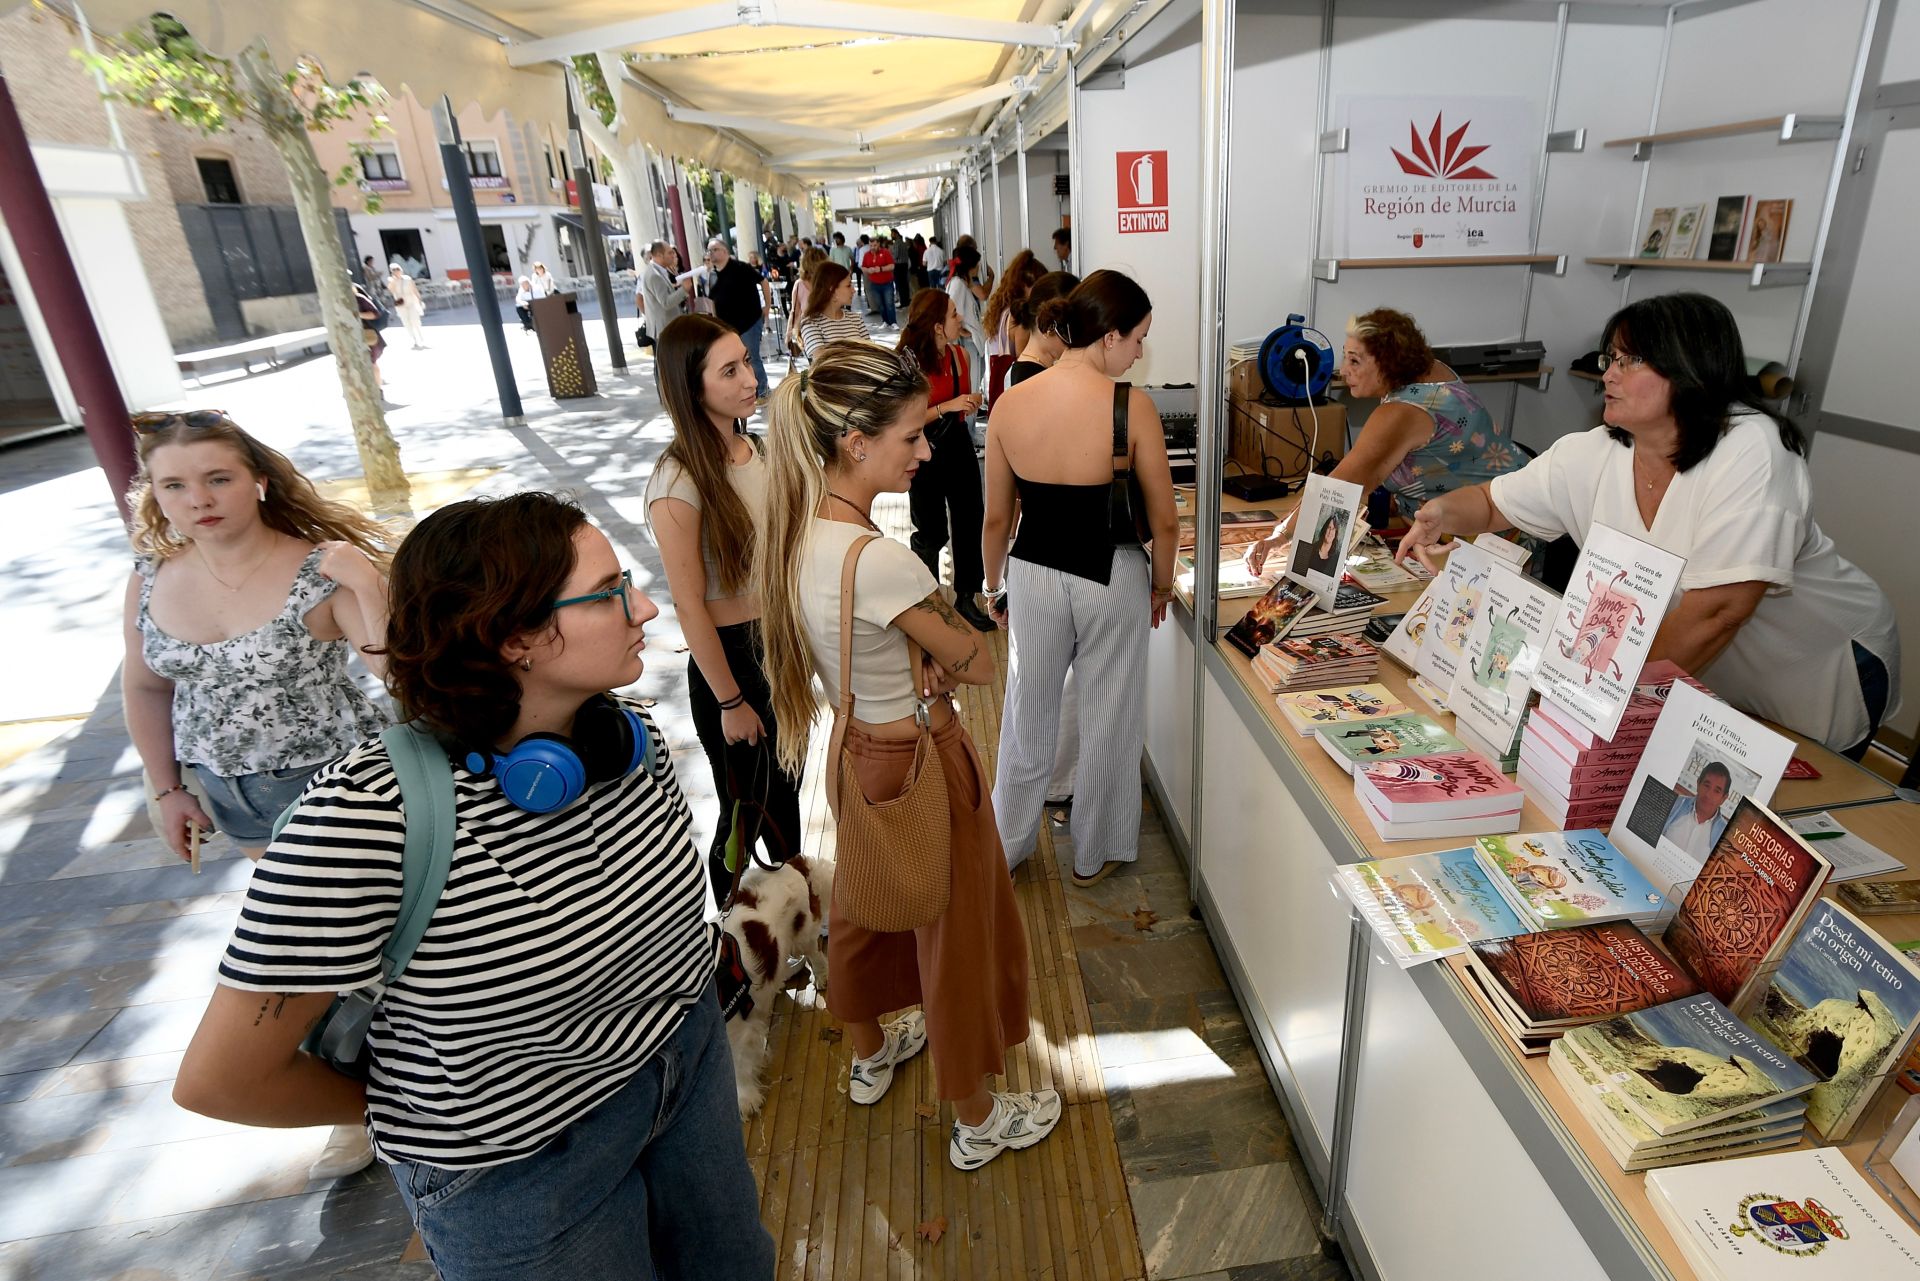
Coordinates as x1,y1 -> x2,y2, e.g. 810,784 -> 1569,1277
754,340 -> 929,776
128,415 -> 391,562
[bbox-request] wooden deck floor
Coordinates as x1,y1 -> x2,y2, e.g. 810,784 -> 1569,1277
745,599 -> 1146,1280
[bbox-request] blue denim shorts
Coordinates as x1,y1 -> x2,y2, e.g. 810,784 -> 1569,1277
187,761 -> 327,844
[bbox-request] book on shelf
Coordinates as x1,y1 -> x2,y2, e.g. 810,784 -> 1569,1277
1530,523 -> 1687,743
1640,206 -> 1677,258
1748,901 -> 1920,1142
1548,1040 -> 1805,1172
1661,798 -> 1833,1017
1610,680 -> 1795,898
1836,880 -> 1920,916
1315,712 -> 1465,775
1334,846 -> 1531,965
1559,991 -> 1819,1137
1282,473 -> 1366,610
1275,684 -> 1409,737
1788,813 -> 1905,883
1469,920 -> 1700,1031
1645,1147 -> 1920,1279
1664,203 -> 1706,259
1223,576 -> 1319,657
1357,751 -> 1522,823
1743,197 -> 1792,264
1475,830 -> 1667,930
1356,792 -> 1521,842
1449,561 -> 1560,761
1706,194 -> 1753,262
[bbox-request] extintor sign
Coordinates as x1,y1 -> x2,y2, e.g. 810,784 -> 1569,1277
1116,150 -> 1169,234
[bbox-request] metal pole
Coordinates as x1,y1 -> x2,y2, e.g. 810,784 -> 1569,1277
0,70 -> 135,520
435,97 -> 523,425
567,73 -> 626,373
1016,114 -> 1030,250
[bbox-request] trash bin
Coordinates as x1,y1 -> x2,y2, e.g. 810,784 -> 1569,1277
530,292 -> 596,398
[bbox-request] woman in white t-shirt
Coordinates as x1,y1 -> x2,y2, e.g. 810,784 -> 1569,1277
646,314 -> 800,904
1398,292 -> 1898,756
754,338 -> 1062,1172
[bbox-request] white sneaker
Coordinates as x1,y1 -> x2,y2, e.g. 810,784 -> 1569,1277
847,1011 -> 927,1105
949,1090 -> 1063,1170
309,1123 -> 375,1180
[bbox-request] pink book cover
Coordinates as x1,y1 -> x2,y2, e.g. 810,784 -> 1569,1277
1359,751 -> 1522,818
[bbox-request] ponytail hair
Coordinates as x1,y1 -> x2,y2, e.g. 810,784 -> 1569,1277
755,340 -> 930,776
1050,268 -> 1151,350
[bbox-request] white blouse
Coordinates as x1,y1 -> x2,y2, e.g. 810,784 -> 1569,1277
1490,412 -> 1900,751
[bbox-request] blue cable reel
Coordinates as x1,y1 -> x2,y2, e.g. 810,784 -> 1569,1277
1257,314 -> 1335,405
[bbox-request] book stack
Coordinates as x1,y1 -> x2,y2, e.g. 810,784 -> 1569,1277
1275,683 -> 1409,738
1353,750 -> 1523,841
1464,920 -> 1701,1056
1314,712 -> 1463,776
1250,633 -> 1379,695
1287,582 -> 1389,641
1551,993 -> 1818,1172
1474,831 -> 1667,931
1646,1148 -> 1920,1278
1516,661 -> 1704,829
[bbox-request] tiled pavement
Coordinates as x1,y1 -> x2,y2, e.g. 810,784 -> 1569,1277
0,311 -> 1350,1280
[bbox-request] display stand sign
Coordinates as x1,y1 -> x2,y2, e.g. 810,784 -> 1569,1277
1532,524 -> 1685,743
1610,682 -> 1794,897
1116,150 -> 1170,234
1282,473 -> 1363,609
1450,562 -> 1560,760
1340,96 -> 1535,257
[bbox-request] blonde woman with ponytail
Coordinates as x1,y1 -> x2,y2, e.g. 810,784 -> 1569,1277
756,339 -> 1061,1172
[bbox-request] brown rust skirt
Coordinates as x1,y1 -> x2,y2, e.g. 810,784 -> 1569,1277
826,716 -> 1031,1100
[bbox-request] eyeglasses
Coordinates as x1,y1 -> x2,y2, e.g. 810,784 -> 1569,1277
553,569 -> 639,624
131,409 -> 232,433
1595,350 -> 1648,374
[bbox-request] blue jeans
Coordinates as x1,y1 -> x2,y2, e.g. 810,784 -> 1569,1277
388,991 -> 774,1281
866,283 -> 895,327
738,317 -> 770,396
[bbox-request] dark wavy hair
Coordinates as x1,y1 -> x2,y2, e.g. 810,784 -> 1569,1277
1601,292 -> 1804,470
384,492 -> 586,749
1346,308 -> 1434,390
1044,268 -> 1151,350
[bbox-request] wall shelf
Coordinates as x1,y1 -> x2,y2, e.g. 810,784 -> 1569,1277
1312,254 -> 1565,282
1603,112 -> 1843,159
1584,256 -> 1811,287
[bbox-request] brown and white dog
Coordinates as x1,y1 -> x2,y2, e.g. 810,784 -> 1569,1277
723,853 -> 833,1116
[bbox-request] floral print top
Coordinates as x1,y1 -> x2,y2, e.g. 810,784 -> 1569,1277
1380,380 -> 1525,513
138,548 -> 388,778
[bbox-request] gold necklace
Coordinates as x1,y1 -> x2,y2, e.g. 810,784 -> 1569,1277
197,538 -> 279,593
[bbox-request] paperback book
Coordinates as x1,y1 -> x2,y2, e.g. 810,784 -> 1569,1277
1645,1147 -> 1920,1278
1560,992 -> 1819,1136
1531,523 -> 1686,742
1611,681 -> 1795,898
1450,561 -> 1559,760
1283,473 -> 1364,609
1475,830 -> 1667,929
1334,846 -> 1531,965
1276,684 -> 1409,737
1315,712 -> 1465,775
1749,901 -> 1920,1142
1224,577 -> 1319,657
1469,920 -> 1700,1029
1661,798 -> 1833,1017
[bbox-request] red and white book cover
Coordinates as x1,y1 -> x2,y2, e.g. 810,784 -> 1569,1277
1355,751 -> 1524,823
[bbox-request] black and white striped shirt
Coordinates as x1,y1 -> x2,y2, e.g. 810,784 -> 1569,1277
219,705 -> 716,1169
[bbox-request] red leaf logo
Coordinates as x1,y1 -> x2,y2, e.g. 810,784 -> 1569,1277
1390,114 -> 1497,180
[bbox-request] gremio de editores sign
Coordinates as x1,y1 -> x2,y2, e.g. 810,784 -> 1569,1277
1117,151 -> 1169,234
1340,97 -> 1534,256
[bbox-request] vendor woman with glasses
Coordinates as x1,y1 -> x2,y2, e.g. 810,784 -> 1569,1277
121,409 -> 392,1180
1397,293 -> 1899,759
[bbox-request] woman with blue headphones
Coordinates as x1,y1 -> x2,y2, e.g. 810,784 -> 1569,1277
172,493 -> 775,1280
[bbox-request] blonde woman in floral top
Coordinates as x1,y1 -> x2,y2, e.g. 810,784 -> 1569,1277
120,411 -> 391,1178
1246,307 -> 1524,573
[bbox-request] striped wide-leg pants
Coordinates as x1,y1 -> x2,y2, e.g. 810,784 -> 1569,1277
992,548 -> 1150,876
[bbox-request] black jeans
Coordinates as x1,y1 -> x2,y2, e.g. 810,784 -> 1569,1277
908,415 -> 985,599
686,620 -> 803,907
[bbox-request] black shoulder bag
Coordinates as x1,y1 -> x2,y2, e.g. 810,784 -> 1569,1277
1107,381 -> 1151,547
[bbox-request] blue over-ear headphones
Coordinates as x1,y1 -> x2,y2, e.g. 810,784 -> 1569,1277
464,694 -> 652,814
